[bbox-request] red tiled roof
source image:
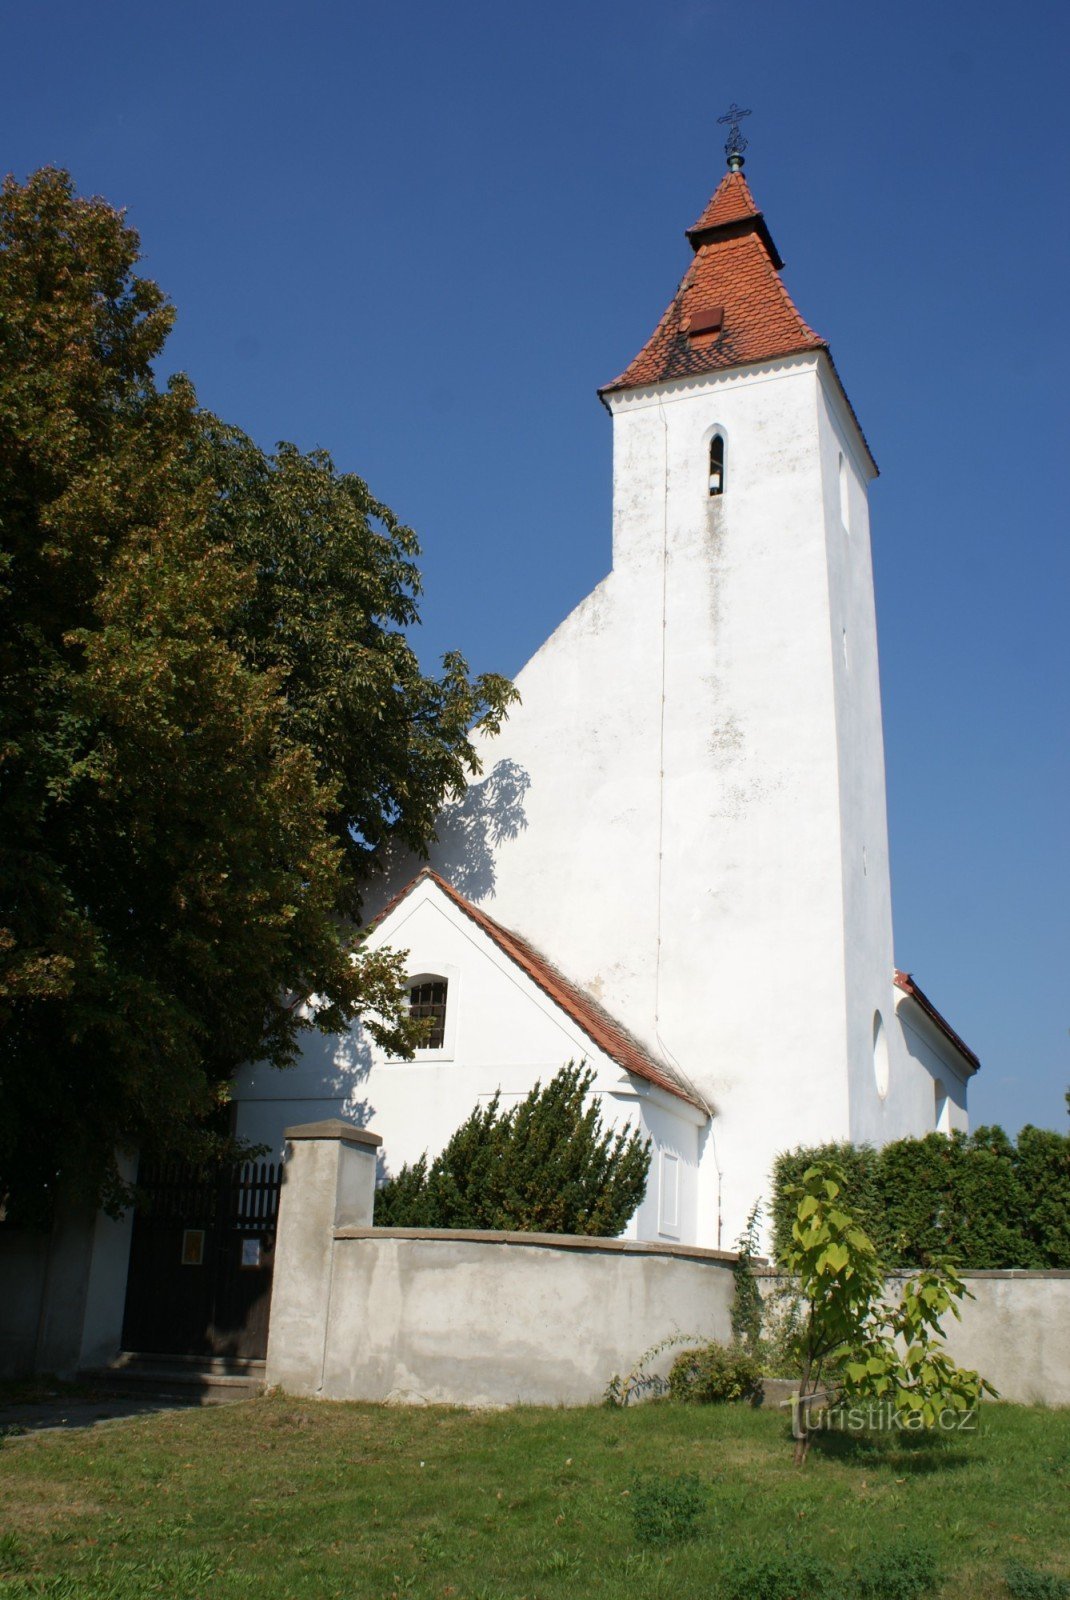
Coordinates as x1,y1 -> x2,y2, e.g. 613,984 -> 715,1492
688,170 -> 763,235
893,970 -> 981,1074
685,170 -> 784,267
600,166 -> 878,473
601,171 -> 823,395
369,868 -> 708,1112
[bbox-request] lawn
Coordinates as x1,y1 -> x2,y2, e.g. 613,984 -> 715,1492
0,1393 -> 1067,1599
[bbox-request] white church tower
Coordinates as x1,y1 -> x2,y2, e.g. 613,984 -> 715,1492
234,129 -> 979,1250
417,132 -> 978,1244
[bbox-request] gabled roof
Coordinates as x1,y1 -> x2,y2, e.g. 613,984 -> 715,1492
893,970 -> 981,1074
599,167 -> 877,473
369,867 -> 708,1112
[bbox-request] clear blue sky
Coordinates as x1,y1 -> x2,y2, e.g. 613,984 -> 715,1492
4,1 -> 1067,1133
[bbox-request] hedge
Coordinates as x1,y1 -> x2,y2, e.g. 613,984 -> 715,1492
770,1126 -> 1070,1270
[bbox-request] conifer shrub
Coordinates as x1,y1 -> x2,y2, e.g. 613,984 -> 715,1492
771,1143 -> 884,1261
373,1061 -> 651,1235
771,1126 -> 1070,1270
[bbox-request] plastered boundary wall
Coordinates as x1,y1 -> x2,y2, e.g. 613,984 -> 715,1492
0,1172 -> 135,1380
265,1123 -> 736,1406
318,1232 -> 736,1407
756,1272 -> 1070,1407
266,1126 -> 1069,1408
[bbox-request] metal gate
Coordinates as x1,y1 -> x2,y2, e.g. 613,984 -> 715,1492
120,1159 -> 281,1360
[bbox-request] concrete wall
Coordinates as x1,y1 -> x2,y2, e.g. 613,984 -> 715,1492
0,1226 -> 50,1378
759,1271 -> 1070,1407
930,1272 -> 1070,1406
0,1190 -> 133,1376
319,1231 -> 736,1408
265,1122 -> 735,1407
0,1178 -> 134,1379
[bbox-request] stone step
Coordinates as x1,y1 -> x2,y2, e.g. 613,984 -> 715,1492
79,1354 -> 265,1403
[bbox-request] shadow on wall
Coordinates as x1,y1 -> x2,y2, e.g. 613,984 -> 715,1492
432,758 -> 531,901
286,1025 -> 376,1134
895,1011 -> 968,1123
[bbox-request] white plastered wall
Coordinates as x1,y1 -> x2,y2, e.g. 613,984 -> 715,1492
892,991 -> 972,1135
814,363 -> 914,1143
232,877 -> 702,1244
322,351 -> 972,1251
426,356 -> 872,1246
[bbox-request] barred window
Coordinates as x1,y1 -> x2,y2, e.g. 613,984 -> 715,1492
408,978 -> 448,1050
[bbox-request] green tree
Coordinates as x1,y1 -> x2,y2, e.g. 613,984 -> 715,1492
195,422 -> 514,916
374,1062 -> 652,1235
778,1161 -> 993,1464
0,169 -> 514,1220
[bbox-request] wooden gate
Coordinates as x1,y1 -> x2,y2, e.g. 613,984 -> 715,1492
121,1159 -> 282,1360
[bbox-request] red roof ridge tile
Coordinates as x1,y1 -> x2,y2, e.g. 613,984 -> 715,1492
893,969 -> 981,1073
369,866 -> 709,1112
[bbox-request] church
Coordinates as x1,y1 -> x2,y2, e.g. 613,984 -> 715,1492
233,129 -> 980,1252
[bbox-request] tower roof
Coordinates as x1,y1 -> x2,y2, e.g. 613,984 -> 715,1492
600,169 -> 825,396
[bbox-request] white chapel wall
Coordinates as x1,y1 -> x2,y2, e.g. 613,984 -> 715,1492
813,364 -> 912,1145
893,992 -> 971,1135
443,356 -> 865,1246
233,881 -> 700,1244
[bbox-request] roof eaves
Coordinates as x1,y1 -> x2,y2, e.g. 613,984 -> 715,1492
371,867 -> 707,1112
893,970 -> 981,1074
599,340 -> 827,403
818,348 -> 879,478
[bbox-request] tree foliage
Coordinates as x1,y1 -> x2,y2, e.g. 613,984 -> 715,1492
778,1161 -> 994,1465
374,1061 -> 651,1235
0,169 -> 514,1220
196,422 -> 514,911
771,1126 -> 1070,1270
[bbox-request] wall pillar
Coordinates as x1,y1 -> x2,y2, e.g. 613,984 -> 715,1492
265,1119 -> 381,1395
78,1149 -> 137,1370
0,1151 -> 138,1379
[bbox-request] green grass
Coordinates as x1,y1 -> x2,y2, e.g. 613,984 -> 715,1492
0,1395 -> 1067,1598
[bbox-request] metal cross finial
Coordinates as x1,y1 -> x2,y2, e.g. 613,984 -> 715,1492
717,102 -> 752,171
